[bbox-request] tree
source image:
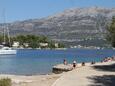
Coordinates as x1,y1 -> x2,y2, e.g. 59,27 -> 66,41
58,43 -> 65,48
16,35 -> 26,45
48,41 -> 56,49
1,34 -> 65,49
0,35 -> 3,44
107,16 -> 115,47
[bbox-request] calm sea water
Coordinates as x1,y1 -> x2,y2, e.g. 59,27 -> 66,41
0,48 -> 115,75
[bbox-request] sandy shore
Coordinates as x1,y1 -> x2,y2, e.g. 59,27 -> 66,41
52,61 -> 115,86
0,74 -> 61,86
0,61 -> 115,86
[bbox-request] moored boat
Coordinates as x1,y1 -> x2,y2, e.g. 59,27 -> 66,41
0,45 -> 17,55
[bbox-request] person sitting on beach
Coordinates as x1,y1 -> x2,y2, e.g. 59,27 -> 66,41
112,56 -> 115,61
82,62 -> 85,66
63,59 -> 67,65
73,60 -> 77,68
103,57 -> 112,62
103,57 -> 108,62
91,61 -> 95,65
107,57 -> 112,62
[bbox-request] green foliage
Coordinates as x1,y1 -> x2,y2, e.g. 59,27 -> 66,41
12,35 -> 47,48
58,43 -> 65,48
29,42 -> 39,49
0,34 -> 65,49
0,35 -> 3,44
48,41 -> 56,49
107,16 -> 115,47
0,78 -> 11,86
0,35 -> 11,46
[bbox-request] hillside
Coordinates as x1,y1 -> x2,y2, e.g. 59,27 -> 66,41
0,7 -> 115,47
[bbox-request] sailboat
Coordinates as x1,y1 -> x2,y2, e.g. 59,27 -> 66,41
0,18 -> 17,55
0,45 -> 17,55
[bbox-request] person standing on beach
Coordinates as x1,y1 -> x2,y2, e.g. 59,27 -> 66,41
63,59 -> 67,65
73,60 -> 77,68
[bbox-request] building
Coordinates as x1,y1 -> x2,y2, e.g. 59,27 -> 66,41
12,42 -> 19,48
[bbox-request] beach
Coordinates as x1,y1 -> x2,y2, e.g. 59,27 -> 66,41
52,61 -> 115,86
0,61 -> 115,86
0,74 -> 61,86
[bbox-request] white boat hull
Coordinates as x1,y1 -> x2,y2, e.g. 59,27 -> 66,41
0,50 -> 17,55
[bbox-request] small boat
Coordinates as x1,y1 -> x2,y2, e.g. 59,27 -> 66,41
0,45 -> 16,55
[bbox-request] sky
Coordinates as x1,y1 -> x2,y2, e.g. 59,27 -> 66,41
0,0 -> 115,23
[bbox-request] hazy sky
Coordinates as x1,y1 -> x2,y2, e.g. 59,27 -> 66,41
0,0 -> 115,23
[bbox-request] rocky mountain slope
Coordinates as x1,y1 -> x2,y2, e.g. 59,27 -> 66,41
0,7 -> 115,47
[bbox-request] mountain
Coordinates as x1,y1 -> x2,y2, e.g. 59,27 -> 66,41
0,7 -> 115,47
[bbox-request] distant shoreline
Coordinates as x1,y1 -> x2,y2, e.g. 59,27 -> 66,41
15,47 -> 115,50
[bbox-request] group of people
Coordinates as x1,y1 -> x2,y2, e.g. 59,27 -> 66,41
101,56 -> 115,62
63,56 -> 115,69
63,59 -> 89,68
63,59 -> 77,68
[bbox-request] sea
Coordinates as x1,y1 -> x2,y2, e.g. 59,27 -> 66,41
0,48 -> 115,75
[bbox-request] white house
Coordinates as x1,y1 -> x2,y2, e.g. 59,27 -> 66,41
39,43 -> 48,47
12,42 -> 19,48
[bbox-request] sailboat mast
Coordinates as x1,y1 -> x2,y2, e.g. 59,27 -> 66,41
6,24 -> 11,46
2,10 -> 6,45
2,9 -> 11,46
3,24 -> 6,44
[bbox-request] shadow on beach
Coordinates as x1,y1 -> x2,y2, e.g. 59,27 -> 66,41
88,75 -> 115,86
88,63 -> 115,86
92,63 -> 115,72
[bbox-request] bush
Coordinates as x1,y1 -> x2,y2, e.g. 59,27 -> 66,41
0,78 -> 11,86
107,16 -> 115,47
